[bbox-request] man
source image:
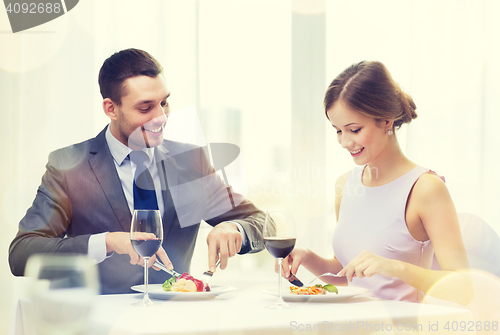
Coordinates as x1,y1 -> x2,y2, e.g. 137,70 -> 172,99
9,48 -> 265,294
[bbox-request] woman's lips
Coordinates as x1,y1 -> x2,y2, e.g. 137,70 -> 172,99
350,147 -> 364,157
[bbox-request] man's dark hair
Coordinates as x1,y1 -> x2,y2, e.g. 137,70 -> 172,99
98,48 -> 163,105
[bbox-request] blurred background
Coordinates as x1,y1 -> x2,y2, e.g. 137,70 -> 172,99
1,0 -> 499,332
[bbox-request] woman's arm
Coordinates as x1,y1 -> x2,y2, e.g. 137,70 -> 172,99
404,173 -> 471,303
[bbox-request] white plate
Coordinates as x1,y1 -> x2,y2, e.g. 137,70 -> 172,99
131,284 -> 236,300
263,286 -> 369,302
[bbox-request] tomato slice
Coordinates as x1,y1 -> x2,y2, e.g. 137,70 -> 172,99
179,273 -> 205,292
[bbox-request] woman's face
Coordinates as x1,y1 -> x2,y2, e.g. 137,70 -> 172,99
327,100 -> 390,166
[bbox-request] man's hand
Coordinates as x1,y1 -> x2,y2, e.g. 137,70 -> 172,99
105,232 -> 173,271
206,222 -> 242,271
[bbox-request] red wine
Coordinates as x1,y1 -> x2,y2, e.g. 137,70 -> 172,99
131,239 -> 161,258
264,237 -> 296,258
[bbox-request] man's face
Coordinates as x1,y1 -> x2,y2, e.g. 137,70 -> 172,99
109,75 -> 170,149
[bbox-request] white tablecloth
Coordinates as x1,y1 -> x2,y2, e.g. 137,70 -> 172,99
11,277 -> 474,335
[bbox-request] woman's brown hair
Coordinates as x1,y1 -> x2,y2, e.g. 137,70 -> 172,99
324,61 -> 417,130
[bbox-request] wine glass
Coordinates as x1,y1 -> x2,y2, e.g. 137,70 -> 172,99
263,209 -> 296,309
24,254 -> 99,335
130,209 -> 163,306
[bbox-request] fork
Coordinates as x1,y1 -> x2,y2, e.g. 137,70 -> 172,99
200,259 -> 221,284
307,272 -> 345,286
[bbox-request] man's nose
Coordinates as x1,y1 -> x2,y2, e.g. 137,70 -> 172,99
151,104 -> 167,123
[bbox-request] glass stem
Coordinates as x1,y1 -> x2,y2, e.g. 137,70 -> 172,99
278,258 -> 283,301
144,257 -> 149,299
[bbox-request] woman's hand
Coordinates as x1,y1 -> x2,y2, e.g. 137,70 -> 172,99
337,250 -> 403,282
277,248 -> 310,278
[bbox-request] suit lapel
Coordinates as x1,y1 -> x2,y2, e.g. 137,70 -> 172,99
89,128 -> 132,232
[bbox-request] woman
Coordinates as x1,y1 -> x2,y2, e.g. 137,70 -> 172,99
283,61 -> 471,304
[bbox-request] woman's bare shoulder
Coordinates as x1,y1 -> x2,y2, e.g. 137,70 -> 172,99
412,171 -> 452,210
414,172 -> 447,193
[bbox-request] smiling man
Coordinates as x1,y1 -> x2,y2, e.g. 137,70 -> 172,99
8,49 -> 265,294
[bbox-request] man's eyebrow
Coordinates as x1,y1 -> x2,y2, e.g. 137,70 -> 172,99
135,94 -> 171,106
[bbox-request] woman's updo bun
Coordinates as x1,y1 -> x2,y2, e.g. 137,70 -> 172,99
324,61 -> 417,130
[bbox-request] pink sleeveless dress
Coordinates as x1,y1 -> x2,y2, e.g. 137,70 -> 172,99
333,165 -> 435,302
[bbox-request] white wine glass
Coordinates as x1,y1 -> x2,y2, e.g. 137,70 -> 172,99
263,209 -> 296,309
130,209 -> 163,306
25,254 -> 99,335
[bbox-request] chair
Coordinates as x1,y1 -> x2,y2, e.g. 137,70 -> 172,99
432,212 -> 500,277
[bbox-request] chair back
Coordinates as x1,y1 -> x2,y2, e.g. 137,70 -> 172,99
432,212 -> 500,277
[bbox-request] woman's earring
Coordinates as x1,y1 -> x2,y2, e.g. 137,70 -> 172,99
387,129 -> 393,136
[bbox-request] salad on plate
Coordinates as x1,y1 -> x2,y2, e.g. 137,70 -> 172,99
163,273 -> 210,292
290,284 -> 338,295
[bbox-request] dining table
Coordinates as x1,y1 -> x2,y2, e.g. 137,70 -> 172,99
10,271 -> 476,335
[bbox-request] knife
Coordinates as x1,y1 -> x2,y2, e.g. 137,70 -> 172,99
287,273 -> 304,287
153,260 -> 182,278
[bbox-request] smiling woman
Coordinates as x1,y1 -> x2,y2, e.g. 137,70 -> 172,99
325,61 -> 417,170
283,60 -> 473,305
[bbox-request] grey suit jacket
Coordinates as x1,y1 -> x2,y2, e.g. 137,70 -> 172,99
9,127 -> 265,294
